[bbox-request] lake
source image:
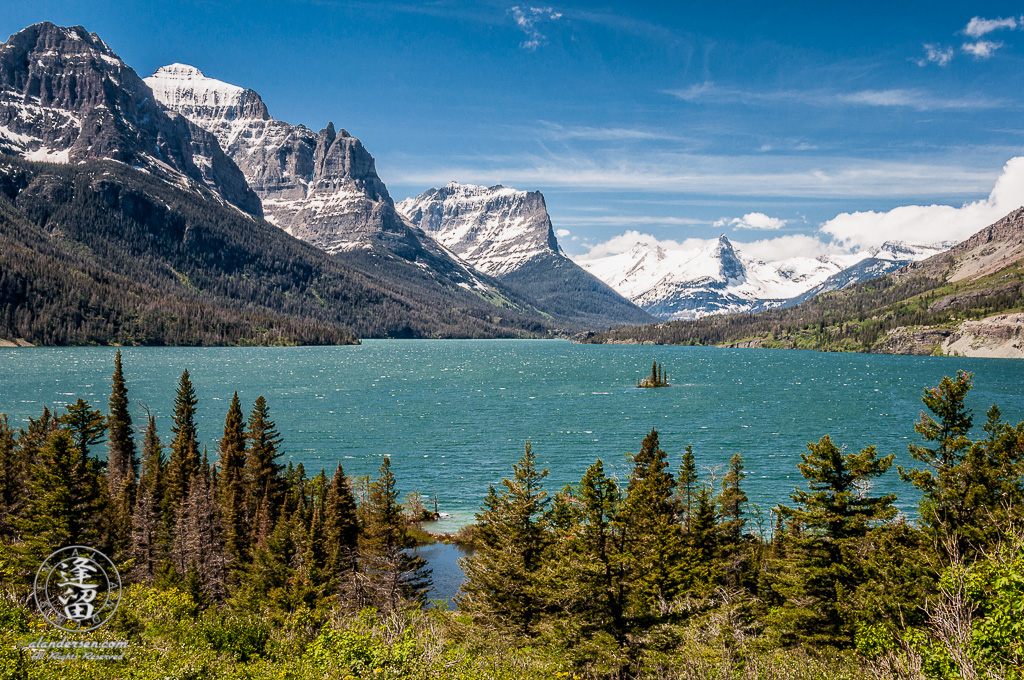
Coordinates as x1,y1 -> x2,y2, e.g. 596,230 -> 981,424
3,340 -> 1024,530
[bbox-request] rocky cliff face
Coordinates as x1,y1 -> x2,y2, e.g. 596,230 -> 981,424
397,182 -> 653,328
0,24 -> 260,214
397,182 -> 562,276
144,63 -> 438,261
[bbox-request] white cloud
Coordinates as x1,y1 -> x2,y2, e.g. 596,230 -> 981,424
916,43 -> 954,66
665,85 -> 1000,111
715,212 -> 787,230
820,156 -> 1024,250
664,81 -> 715,102
536,121 -> 680,141
962,40 -> 1004,59
555,228 -> 571,237
837,88 -> 998,110
509,6 -> 563,50
573,230 -> 709,260
388,152 -> 997,200
964,16 -> 1018,38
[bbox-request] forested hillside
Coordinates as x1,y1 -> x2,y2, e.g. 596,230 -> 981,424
583,208 -> 1024,355
0,155 -> 554,345
1,356 -> 1022,678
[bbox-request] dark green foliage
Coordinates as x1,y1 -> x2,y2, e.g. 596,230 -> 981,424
460,443 -> 550,635
897,370 -> 1024,550
677,445 -> 698,532
245,396 -> 285,544
0,155 -> 566,346
58,397 -> 107,460
0,414 -> 22,537
621,429 -> 687,608
14,429 -> 109,572
218,392 -> 248,560
324,462 -> 359,575
772,435 -> 898,645
166,369 -> 200,514
356,457 -> 430,613
717,452 -> 748,542
106,349 -> 136,490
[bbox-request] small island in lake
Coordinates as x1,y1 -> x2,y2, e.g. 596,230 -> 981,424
637,361 -> 670,388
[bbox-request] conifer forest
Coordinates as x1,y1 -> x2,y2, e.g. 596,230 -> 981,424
1,353 -> 1023,679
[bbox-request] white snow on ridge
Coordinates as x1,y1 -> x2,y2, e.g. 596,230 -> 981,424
144,64 -> 246,120
397,181 -> 561,276
578,236 -> 949,320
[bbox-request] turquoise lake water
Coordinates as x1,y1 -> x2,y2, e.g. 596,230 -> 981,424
3,340 -> 1024,530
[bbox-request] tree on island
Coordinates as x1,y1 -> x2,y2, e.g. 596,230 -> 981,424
638,361 -> 670,388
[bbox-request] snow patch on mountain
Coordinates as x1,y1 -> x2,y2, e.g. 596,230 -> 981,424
579,235 -> 950,320
397,182 -> 561,276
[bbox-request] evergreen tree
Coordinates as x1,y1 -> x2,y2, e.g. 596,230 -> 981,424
718,452 -> 748,541
899,372 -> 1024,549
772,435 -> 897,645
0,415 -> 23,538
131,417 -> 165,582
106,349 -> 136,493
244,396 -> 284,537
357,457 -> 431,614
323,462 -> 359,575
677,445 -> 699,533
460,443 -> 549,635
166,370 -> 200,513
620,429 -> 686,609
59,398 -> 107,461
15,430 -> 109,574
543,459 -> 632,671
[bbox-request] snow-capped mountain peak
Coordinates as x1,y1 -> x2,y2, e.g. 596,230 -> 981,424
397,181 -> 561,276
145,63 -> 269,124
579,233 -> 954,320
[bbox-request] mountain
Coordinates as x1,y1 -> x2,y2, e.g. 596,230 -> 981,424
143,65 -> 492,283
0,155 -> 558,345
397,182 -> 653,328
579,234 -> 947,320
581,208 -> 1024,358
0,23 -> 260,215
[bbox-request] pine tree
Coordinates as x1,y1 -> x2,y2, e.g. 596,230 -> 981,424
773,435 -> 898,645
131,415 -> 166,583
460,443 -> 549,635
677,445 -> 699,533
244,396 -> 284,536
106,349 -> 136,493
323,462 -> 359,575
59,398 -> 107,461
15,430 -> 109,574
546,459 -> 630,661
357,457 -> 431,614
718,452 -> 748,541
620,428 -> 686,610
0,414 -> 23,538
166,370 -> 200,513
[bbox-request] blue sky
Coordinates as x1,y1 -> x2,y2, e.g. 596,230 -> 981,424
4,1 -> 1024,260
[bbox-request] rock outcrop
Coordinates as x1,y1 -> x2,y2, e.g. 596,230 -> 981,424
0,24 -> 260,214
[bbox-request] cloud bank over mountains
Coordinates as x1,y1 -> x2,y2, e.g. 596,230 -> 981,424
573,155 -> 1024,265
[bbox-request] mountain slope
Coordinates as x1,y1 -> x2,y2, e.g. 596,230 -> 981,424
0,156 -> 553,345
581,208 -> 1024,357
143,63 -> 567,328
0,23 -> 260,215
398,182 -> 653,328
579,234 -> 948,320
